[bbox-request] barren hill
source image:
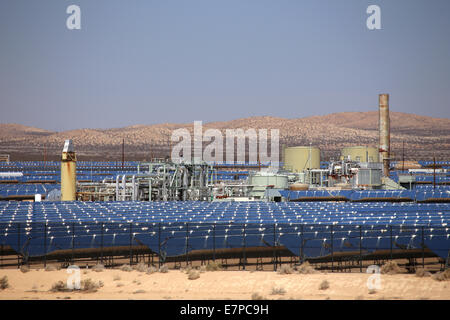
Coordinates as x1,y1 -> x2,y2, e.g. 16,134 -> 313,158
0,112 -> 449,161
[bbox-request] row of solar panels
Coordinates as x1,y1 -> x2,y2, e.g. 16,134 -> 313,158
0,201 -> 448,258
0,184 -> 59,197
281,190 -> 450,202
0,202 -> 447,230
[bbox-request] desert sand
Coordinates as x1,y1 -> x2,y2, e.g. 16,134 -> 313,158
0,268 -> 448,300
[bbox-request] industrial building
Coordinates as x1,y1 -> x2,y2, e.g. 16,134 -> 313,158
0,94 -> 448,273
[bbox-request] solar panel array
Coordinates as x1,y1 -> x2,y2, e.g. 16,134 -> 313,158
281,190 -> 450,201
0,184 -> 59,198
0,201 -> 448,260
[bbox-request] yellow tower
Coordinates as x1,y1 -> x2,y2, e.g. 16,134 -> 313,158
61,139 -> 76,201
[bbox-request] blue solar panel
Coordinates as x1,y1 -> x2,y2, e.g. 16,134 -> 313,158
0,201 -> 448,259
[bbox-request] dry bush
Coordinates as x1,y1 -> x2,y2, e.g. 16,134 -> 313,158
133,289 -> 146,294
297,262 -> 317,274
188,270 -> 200,280
205,261 -> 222,271
20,265 -> 30,273
50,281 -> 70,292
183,266 -> 193,274
116,283 -> 124,287
319,280 -> 330,290
270,286 -> 286,295
380,261 -> 401,275
199,265 -> 207,273
278,264 -> 294,275
132,279 -> 142,285
0,276 -> 9,290
444,269 -> 450,279
44,265 -> 58,272
251,292 -> 265,300
92,264 -> 105,272
113,275 -> 121,281
120,264 -> 133,272
133,262 -> 149,273
415,268 -> 431,278
81,278 -> 102,292
159,265 -> 169,273
51,279 -> 103,292
146,266 -> 158,274
368,289 -> 377,295
432,270 -> 450,282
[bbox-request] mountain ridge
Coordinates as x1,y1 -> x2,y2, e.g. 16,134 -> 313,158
0,111 -> 449,161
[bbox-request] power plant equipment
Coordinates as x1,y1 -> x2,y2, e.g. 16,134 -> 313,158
61,139 -> 77,201
284,146 -> 320,173
341,146 -> 379,163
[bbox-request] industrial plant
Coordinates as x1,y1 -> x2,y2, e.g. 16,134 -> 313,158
50,94 -> 441,203
0,94 -> 448,279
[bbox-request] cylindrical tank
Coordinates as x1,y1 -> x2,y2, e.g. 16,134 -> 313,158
341,146 -> 379,162
284,146 -> 320,173
249,174 -> 288,189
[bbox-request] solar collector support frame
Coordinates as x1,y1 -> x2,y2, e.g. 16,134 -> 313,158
0,223 -> 448,272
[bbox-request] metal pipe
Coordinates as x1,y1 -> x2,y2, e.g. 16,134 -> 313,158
115,175 -> 120,200
379,94 -> 390,176
132,175 -> 136,201
121,175 -> 126,201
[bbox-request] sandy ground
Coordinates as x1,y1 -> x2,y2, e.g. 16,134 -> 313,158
0,268 -> 448,300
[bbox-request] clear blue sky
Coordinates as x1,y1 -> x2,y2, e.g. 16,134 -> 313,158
0,0 -> 449,131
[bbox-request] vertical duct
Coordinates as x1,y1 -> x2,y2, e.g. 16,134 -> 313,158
379,94 -> 390,176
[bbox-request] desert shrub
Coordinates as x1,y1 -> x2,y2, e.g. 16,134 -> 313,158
50,281 -> 69,292
116,283 -> 124,287
415,268 -> 431,278
205,261 -> 222,271
188,270 -> 200,280
81,278 -> 102,292
251,292 -> 265,300
146,266 -> 158,274
92,264 -> 105,272
444,269 -> 450,279
278,264 -> 294,275
45,265 -> 58,272
297,262 -> 317,274
159,265 -> 169,273
432,270 -> 450,282
199,265 -> 207,273
319,280 -> 330,290
380,261 -> 401,275
368,289 -> 377,295
0,276 -> 9,290
20,265 -> 30,273
133,289 -> 146,294
113,275 -> 121,281
120,264 -> 133,272
134,262 -> 149,273
270,286 -> 286,295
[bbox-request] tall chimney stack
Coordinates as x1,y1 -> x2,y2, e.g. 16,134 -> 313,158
379,94 -> 390,176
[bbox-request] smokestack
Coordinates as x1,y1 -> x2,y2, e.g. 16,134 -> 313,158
379,94 -> 390,176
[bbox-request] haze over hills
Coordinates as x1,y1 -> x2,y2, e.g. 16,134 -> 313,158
0,112 -> 449,161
